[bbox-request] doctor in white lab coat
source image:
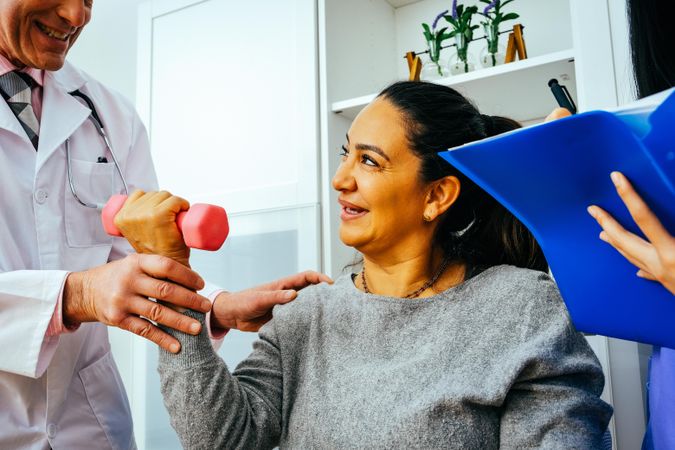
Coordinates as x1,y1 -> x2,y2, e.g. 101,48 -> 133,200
0,1 -> 328,449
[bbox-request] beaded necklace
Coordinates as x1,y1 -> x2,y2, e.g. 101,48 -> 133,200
360,258 -> 451,299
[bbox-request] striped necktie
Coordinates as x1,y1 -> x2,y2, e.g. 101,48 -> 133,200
0,71 -> 39,150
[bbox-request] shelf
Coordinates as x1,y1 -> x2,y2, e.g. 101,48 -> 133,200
331,49 -> 577,123
385,0 -> 425,7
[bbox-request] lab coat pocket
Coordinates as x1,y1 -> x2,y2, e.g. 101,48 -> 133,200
64,158 -> 114,247
79,351 -> 136,450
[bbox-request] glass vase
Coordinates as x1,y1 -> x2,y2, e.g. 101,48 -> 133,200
480,22 -> 505,67
420,38 -> 448,80
448,33 -> 475,75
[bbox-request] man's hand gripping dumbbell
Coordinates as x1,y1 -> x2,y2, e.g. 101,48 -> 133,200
105,190 -> 333,334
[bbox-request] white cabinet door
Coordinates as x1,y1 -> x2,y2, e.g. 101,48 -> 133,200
138,0 -> 319,213
132,1 -> 320,448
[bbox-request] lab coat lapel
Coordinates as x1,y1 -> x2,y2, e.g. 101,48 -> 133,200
36,63 -> 90,171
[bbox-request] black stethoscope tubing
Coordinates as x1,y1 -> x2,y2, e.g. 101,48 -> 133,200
67,89 -> 129,209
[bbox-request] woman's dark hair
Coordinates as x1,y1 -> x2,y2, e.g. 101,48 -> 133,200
377,81 -> 548,277
627,0 -> 675,98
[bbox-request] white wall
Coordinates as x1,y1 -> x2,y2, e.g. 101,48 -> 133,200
68,0 -> 145,103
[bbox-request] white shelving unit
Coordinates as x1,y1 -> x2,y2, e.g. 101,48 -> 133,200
332,49 -> 576,122
318,1 -> 643,449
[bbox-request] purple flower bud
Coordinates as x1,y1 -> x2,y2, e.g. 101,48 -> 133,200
483,0 -> 498,15
432,9 -> 449,31
452,0 -> 458,19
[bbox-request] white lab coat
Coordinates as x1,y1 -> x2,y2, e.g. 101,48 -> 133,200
0,61 -> 157,450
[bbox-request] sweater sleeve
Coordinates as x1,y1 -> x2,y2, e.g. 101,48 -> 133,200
498,275 -> 613,450
158,310 -> 282,450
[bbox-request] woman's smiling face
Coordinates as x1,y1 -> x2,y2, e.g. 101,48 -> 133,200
332,97 -> 432,256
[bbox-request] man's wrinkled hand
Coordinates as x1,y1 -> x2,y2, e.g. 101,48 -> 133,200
63,254 -> 213,353
211,271 -> 333,332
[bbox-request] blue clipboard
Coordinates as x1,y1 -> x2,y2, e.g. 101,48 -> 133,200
439,90 -> 675,348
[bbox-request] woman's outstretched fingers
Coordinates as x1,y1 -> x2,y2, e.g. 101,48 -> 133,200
610,172 -> 672,248
588,205 -> 652,261
589,192 -> 675,294
637,269 -> 657,281
599,231 -> 650,272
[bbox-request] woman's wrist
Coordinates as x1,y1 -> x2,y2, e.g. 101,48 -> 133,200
208,291 -> 231,338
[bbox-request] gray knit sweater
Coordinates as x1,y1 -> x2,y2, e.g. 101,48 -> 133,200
158,265 -> 612,450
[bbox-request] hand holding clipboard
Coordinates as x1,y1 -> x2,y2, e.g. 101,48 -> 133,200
439,88 -> 675,347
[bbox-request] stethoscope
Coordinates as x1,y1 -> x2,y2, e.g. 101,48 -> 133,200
67,89 -> 129,210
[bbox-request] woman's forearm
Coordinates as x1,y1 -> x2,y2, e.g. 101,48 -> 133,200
158,310 -> 283,449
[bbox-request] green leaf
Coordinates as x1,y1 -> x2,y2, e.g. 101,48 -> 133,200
443,15 -> 458,27
422,23 -> 432,41
501,0 -> 515,7
501,12 -> 519,21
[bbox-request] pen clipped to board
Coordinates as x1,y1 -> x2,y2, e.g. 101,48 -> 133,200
548,78 -> 577,114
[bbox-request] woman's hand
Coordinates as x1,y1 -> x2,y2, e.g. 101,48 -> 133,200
211,271 -> 333,332
587,171 -> 675,295
544,109 -> 675,294
544,107 -> 572,122
114,190 -> 191,267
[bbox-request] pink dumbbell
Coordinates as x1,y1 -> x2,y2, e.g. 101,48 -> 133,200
101,194 -> 229,251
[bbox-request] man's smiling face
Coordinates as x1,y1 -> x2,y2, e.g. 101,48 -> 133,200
0,0 -> 93,71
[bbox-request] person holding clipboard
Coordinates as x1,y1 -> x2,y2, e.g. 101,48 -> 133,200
590,2 -> 674,448
545,1 -> 674,448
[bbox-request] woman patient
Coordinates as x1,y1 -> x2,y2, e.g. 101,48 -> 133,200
120,81 -> 612,449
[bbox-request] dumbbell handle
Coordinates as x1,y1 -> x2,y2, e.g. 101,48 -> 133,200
101,194 -> 229,251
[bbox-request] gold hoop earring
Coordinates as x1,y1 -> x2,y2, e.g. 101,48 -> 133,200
423,213 -> 432,222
